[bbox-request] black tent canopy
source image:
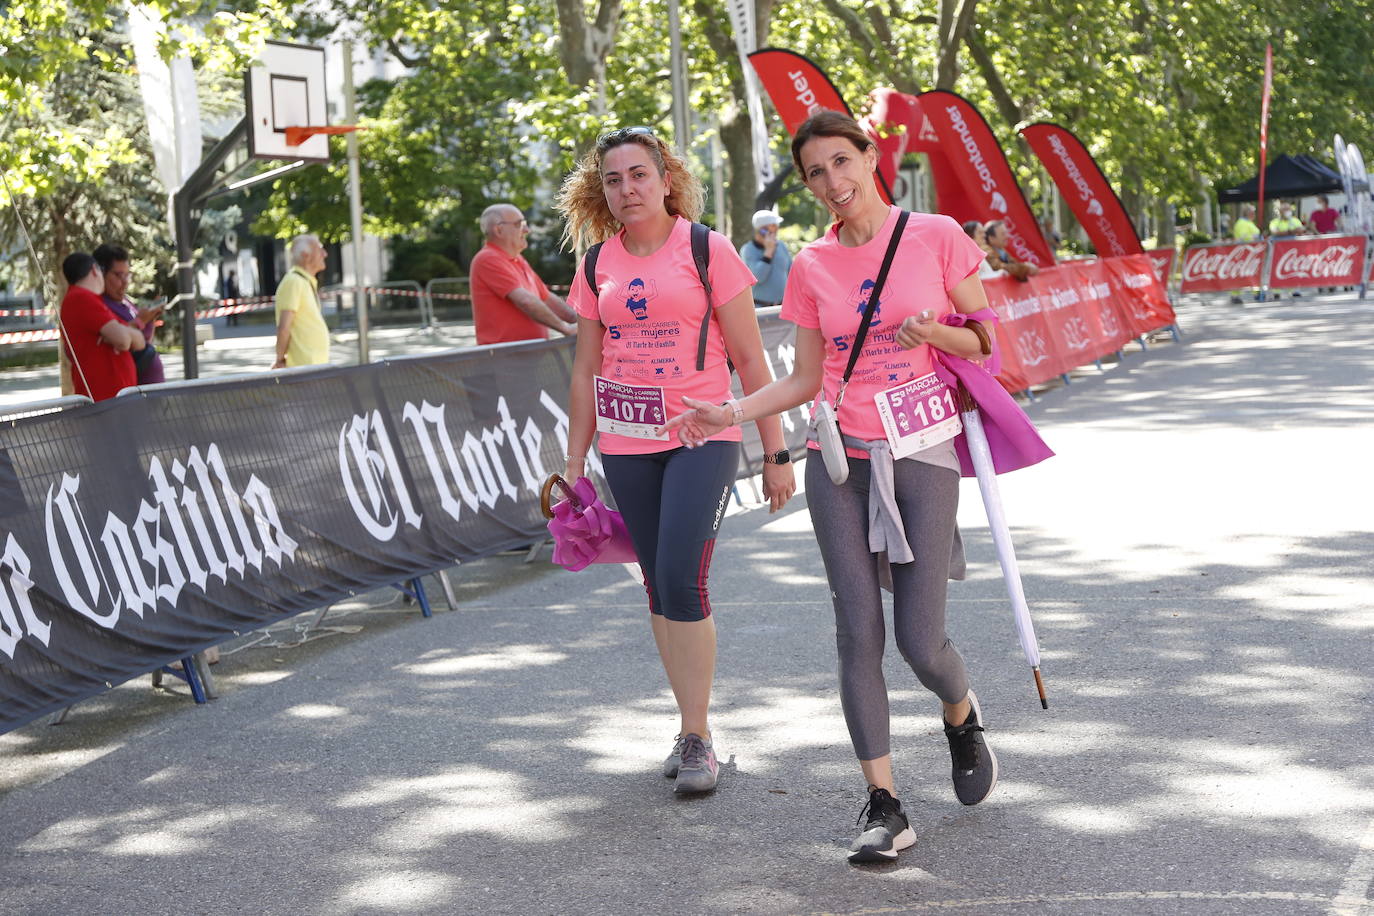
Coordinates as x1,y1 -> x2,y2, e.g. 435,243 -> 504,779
1217,154 -> 1366,203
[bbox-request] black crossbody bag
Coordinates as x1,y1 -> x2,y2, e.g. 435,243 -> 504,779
812,210 -> 910,485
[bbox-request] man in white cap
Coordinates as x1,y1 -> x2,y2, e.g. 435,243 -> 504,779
739,208 -> 793,308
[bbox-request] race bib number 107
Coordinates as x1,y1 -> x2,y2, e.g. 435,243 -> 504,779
873,372 -> 962,459
595,375 -> 669,440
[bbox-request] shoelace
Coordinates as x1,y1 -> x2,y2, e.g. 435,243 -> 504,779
946,720 -> 985,771
679,734 -> 710,770
856,788 -> 899,827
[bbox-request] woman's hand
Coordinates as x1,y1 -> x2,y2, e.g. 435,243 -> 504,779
761,462 -> 795,513
658,396 -> 732,448
563,455 -> 587,482
895,309 -> 936,349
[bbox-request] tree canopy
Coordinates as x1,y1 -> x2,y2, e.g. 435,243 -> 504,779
2,0 -> 1372,296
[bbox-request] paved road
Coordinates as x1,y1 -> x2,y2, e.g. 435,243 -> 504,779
1,294 -> 1372,915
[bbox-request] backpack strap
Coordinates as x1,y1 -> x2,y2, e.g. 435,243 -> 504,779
690,222 -> 713,371
583,241 -> 605,300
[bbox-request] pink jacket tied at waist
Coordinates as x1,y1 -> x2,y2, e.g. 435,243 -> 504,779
933,308 -> 1054,477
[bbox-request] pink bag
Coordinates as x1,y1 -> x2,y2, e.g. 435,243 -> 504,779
540,474 -> 638,572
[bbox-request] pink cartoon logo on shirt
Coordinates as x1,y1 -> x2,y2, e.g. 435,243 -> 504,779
622,277 -> 659,320
849,279 -> 882,324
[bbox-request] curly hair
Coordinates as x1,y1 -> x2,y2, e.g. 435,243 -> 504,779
555,132 -> 704,251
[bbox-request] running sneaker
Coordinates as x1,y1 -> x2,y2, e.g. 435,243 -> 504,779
663,734 -> 686,779
943,689 -> 999,806
848,786 -> 916,864
672,733 -> 718,794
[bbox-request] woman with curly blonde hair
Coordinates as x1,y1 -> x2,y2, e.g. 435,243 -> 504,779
554,126 -> 795,795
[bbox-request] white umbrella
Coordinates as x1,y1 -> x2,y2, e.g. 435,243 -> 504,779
960,399 -> 1048,709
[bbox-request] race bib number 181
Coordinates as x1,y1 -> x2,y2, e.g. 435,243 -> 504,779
873,372 -> 962,459
595,375 -> 669,440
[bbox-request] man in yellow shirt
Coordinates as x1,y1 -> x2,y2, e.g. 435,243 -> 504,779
1268,201 -> 1304,238
273,234 -> 330,368
1232,204 -> 1261,242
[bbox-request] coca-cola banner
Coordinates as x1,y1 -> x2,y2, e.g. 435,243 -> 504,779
986,255 -> 1175,392
1146,248 -> 1177,288
915,90 -> 1056,268
1020,123 -> 1143,257
1265,234 -> 1366,288
0,321 -> 806,734
748,48 -> 892,203
1179,242 -> 1267,293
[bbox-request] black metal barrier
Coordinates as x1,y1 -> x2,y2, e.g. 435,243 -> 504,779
0,315 -> 808,733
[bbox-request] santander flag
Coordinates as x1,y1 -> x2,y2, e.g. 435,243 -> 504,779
868,88 -> 979,224
1020,123 -> 1143,257
748,48 -> 896,203
916,90 -> 1056,267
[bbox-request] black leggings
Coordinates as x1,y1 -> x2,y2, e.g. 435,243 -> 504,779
602,442 -> 739,622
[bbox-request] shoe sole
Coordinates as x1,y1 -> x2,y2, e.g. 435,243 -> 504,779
673,770 -> 718,794
959,691 -> 999,806
848,826 -> 915,864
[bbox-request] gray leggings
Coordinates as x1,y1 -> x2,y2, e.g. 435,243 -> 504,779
805,454 -> 970,761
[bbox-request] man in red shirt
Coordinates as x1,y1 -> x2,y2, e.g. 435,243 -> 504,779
469,204 -> 577,345
59,252 -> 145,401
1307,195 -> 1341,235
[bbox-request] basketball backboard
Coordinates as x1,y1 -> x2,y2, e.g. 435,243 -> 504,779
245,41 -> 329,162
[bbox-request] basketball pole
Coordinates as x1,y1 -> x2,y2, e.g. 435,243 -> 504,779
173,117 -> 249,380
343,42 -> 369,364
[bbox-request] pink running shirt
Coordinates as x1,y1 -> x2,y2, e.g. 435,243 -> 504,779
568,216 -> 756,455
781,206 -> 986,448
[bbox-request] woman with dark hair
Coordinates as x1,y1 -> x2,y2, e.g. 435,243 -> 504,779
554,127 -> 795,795
662,110 -> 999,862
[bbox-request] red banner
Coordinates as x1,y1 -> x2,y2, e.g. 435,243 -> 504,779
748,48 -> 892,202
868,88 -> 978,222
915,90 -> 1056,268
1145,248 -> 1176,287
1020,123 -> 1143,257
1179,242 -> 1267,292
986,255 -> 1174,391
1266,234 -> 1366,288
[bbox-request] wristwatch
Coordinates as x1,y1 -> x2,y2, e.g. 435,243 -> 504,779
763,448 -> 791,465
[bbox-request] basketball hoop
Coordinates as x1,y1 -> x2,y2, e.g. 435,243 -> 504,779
285,125 -> 364,147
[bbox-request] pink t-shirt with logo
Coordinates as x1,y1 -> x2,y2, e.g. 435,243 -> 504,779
568,216 -> 755,455
781,206 -> 986,448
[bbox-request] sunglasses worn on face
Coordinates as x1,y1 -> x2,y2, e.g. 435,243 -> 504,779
596,126 -> 656,152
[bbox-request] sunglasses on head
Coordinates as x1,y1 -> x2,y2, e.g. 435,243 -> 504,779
596,126 -> 657,152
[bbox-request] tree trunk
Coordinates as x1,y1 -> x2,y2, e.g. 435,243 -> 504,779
553,0 -> 625,112
694,0 -> 777,247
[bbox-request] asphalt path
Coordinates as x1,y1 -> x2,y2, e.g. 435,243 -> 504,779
1,294 -> 1372,915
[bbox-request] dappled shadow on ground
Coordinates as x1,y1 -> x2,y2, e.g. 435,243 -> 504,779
0,296 -> 1372,915
0,518 -> 1370,916
1028,299 -> 1374,433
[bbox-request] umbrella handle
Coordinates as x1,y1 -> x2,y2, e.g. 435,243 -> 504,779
539,473 -> 582,519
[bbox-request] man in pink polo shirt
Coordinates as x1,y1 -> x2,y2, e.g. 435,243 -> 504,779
469,204 -> 578,345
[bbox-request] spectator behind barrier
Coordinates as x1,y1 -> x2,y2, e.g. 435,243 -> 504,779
962,220 -> 1007,280
1308,194 -> 1341,235
984,220 -> 1038,280
1232,203 -> 1261,242
469,203 -> 577,344
273,234 -> 330,369
1269,201 -> 1304,238
739,208 -> 793,307
94,242 -> 164,385
59,251 -> 144,401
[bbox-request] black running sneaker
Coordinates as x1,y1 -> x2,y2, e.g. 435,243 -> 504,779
943,689 -> 999,806
848,786 -> 916,864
